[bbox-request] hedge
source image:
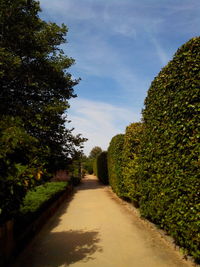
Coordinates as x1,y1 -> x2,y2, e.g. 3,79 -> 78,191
122,123 -> 143,204
15,182 -> 69,231
139,37 -> 200,261
107,134 -> 125,196
93,159 -> 97,176
96,151 -> 109,184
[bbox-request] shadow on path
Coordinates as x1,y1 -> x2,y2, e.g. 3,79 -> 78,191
13,229 -> 102,267
77,176 -> 106,191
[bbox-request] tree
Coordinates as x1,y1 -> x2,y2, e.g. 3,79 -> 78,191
0,0 -> 83,166
0,0 -> 86,223
89,146 -> 102,159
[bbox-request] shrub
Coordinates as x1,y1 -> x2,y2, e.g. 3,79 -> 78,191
81,169 -> 86,178
96,151 -> 108,184
87,166 -> 93,174
0,116 -> 45,224
122,123 -> 143,204
70,176 -> 81,186
21,182 -> 68,213
83,158 -> 93,174
107,134 -> 125,196
139,37 -> 200,262
16,182 -> 68,230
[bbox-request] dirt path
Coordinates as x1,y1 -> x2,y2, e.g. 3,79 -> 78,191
13,175 -> 194,267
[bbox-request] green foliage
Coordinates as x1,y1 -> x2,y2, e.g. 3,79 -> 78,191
69,156 -> 81,180
83,146 -> 103,175
20,182 -> 68,215
70,176 -> 81,186
93,158 -> 98,176
0,0 -> 86,223
96,151 -> 108,184
89,146 -> 102,159
82,158 -> 93,174
16,182 -> 68,229
107,134 -> 124,196
122,123 -> 143,204
0,0 -> 85,169
140,37 -> 200,262
0,116 -> 46,223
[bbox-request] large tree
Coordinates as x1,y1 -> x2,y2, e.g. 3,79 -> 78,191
0,0 -> 84,166
0,0 -> 86,223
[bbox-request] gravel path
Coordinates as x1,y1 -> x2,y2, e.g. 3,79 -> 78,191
13,175 -> 194,267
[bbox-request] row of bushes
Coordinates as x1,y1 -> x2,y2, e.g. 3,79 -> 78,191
96,37 -> 200,262
15,181 -> 69,233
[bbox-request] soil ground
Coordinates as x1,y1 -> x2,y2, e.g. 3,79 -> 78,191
12,175 -> 195,267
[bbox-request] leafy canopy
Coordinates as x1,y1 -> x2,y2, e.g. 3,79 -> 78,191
0,0 -> 86,223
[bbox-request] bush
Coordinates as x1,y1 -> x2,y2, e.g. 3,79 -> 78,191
83,159 -> 93,174
96,151 -> 109,184
70,176 -> 81,186
16,182 -> 68,229
139,37 -> 200,262
122,123 -> 143,204
81,169 -> 86,178
107,134 -> 125,196
93,158 -> 97,176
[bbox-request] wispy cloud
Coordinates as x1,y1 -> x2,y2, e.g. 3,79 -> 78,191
39,0 -> 200,156
148,34 -> 169,65
68,98 -> 141,155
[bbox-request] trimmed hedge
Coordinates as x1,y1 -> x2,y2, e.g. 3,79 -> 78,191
93,159 -> 97,176
122,123 -> 143,204
107,134 -> 124,196
139,37 -> 200,261
96,151 -> 108,184
15,182 -> 68,230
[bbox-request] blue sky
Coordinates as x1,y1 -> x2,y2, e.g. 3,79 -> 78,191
39,0 -> 200,155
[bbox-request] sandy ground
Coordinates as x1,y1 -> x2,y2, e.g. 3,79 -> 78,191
12,175 -> 195,267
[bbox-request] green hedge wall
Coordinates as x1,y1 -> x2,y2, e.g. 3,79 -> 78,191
139,37 -> 200,261
107,134 -> 125,196
93,158 -> 97,176
96,151 -> 108,184
122,123 -> 143,204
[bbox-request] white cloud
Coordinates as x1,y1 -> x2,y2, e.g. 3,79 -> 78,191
68,98 -> 141,155
40,0 -> 97,20
148,34 -> 169,65
66,31 -> 149,96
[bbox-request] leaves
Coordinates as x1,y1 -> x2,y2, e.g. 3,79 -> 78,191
96,152 -> 109,185
140,37 -> 200,262
0,0 -> 86,224
107,134 -> 125,196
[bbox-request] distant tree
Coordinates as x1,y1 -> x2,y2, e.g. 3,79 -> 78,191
89,146 -> 102,159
